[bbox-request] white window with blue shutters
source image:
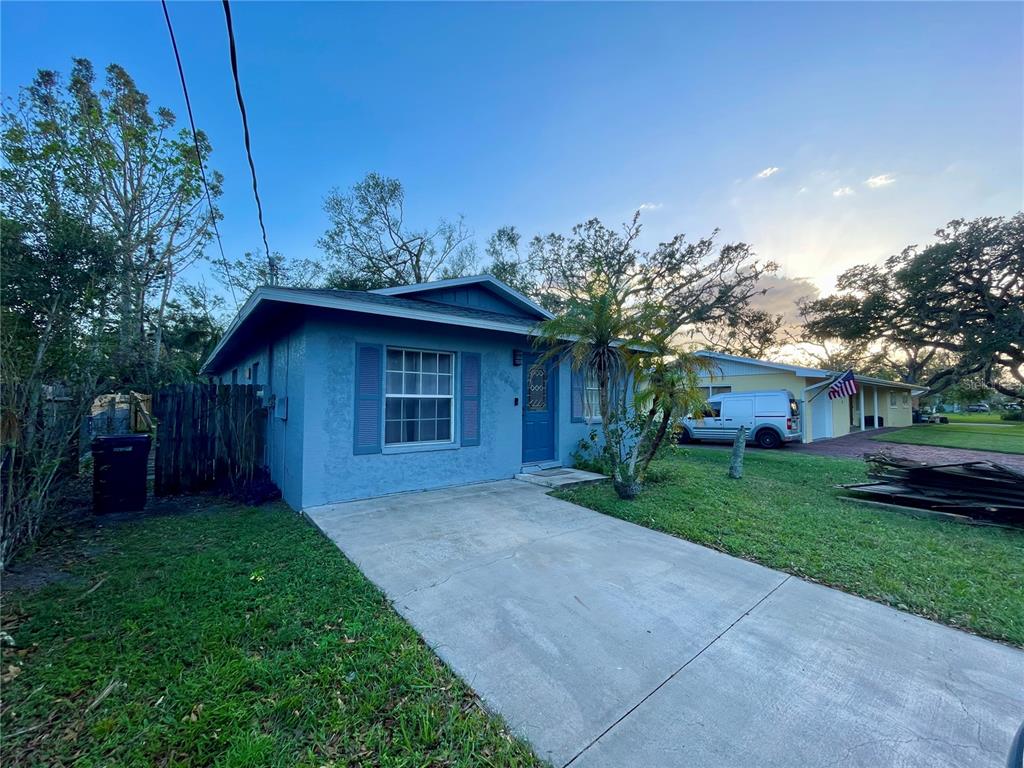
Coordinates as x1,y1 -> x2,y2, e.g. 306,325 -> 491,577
353,344 -> 481,454
384,348 -> 455,444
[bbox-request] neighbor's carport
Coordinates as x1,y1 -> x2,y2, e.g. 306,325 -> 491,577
305,480 -> 1023,768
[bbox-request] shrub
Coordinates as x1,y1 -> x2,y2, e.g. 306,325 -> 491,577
570,431 -> 614,476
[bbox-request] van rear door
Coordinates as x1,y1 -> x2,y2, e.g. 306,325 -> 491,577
721,397 -> 755,436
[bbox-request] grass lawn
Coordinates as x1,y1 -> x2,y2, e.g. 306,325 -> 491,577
556,448 -> 1024,647
872,422 -> 1024,454
945,411 -> 1014,424
0,500 -> 542,768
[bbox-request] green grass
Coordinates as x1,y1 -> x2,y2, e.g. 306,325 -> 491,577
944,411 -> 1018,424
1,501 -> 542,768
556,448 -> 1024,646
873,422 -> 1024,454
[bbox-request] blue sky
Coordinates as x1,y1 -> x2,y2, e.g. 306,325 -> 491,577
3,1 -> 1021,313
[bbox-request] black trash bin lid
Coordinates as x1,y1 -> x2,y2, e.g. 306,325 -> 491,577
91,434 -> 152,450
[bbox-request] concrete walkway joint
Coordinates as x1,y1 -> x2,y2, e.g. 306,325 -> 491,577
306,478 -> 1024,768
563,574 -> 794,767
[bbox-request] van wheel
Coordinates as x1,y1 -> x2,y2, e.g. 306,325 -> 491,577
755,429 -> 781,449
677,428 -> 695,445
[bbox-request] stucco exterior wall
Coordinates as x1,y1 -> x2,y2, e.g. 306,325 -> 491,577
700,371 -> 806,394
883,387 -> 914,427
212,321 -> 306,509
297,310 -> 597,508
832,397 -> 852,438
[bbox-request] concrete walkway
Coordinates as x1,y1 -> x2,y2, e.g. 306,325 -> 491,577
305,480 -> 1024,768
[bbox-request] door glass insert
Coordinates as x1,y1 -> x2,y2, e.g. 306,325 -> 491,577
527,363 -> 547,411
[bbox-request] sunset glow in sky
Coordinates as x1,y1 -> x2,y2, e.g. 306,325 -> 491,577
3,2 -> 1021,314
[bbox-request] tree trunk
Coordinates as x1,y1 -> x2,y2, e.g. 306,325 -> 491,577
729,426 -> 747,479
639,406 -> 673,477
152,250 -> 175,374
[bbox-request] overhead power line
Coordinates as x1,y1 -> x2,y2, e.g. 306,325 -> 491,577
160,0 -> 238,305
221,0 -> 275,285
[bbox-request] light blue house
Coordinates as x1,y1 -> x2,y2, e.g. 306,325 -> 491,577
201,275 -> 602,509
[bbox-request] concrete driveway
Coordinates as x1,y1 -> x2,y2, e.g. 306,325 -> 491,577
306,480 -> 1024,768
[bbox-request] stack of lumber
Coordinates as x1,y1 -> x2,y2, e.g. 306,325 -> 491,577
841,455 -> 1024,525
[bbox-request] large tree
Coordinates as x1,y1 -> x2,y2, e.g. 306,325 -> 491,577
530,213 -> 777,333
1,59 -> 220,562
532,213 -> 767,498
804,214 -> 1024,397
212,249 -> 322,309
482,225 -> 542,300
2,60 -> 220,385
0,212 -> 118,567
319,172 -> 476,288
690,309 -> 784,359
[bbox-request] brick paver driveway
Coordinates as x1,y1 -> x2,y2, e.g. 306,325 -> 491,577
790,428 -> 1024,470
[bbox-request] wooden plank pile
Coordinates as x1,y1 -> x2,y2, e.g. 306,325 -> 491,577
841,454 -> 1024,526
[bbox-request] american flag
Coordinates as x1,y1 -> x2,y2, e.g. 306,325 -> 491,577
828,369 -> 858,399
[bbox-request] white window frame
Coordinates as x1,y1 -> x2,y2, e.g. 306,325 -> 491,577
584,367 -> 602,424
384,347 -> 456,446
700,385 -> 732,399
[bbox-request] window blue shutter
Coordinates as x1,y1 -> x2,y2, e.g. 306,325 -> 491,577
353,344 -> 383,455
571,366 -> 584,423
461,352 -> 481,447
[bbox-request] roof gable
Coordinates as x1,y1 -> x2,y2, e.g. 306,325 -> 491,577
695,350 -> 830,378
371,275 -> 552,321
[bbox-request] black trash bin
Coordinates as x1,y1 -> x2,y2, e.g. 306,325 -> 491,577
92,434 -> 151,513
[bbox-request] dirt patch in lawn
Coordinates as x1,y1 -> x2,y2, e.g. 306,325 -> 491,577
2,495 -> 242,595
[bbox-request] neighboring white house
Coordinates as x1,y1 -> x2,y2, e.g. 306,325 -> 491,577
694,351 -> 926,443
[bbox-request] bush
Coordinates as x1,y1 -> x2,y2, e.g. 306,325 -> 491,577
1000,411 -> 1024,422
570,430 -> 614,476
225,469 -> 282,506
571,431 -> 676,484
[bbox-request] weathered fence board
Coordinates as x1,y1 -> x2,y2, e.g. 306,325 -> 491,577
153,384 -> 267,496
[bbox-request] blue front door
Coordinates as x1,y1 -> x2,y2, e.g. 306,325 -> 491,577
522,353 -> 557,463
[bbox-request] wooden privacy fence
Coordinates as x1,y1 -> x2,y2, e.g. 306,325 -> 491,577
153,384 -> 268,496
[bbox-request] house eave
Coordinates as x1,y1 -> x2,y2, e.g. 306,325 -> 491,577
200,287 -> 544,375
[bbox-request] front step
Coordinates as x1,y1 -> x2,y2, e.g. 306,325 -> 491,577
514,467 -> 607,489
518,461 -> 563,475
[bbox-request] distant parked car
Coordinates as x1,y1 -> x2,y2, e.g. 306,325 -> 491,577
966,404 -> 991,413
677,390 -> 802,449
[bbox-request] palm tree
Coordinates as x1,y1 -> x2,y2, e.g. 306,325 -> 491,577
635,348 -> 713,477
534,278 -> 696,498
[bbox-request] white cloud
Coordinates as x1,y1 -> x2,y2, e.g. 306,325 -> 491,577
864,173 -> 896,188
832,186 -> 855,197
748,274 -> 820,326
638,202 -> 663,211
756,166 -> 780,179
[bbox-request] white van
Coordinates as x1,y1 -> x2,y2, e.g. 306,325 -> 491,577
677,390 -> 802,449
